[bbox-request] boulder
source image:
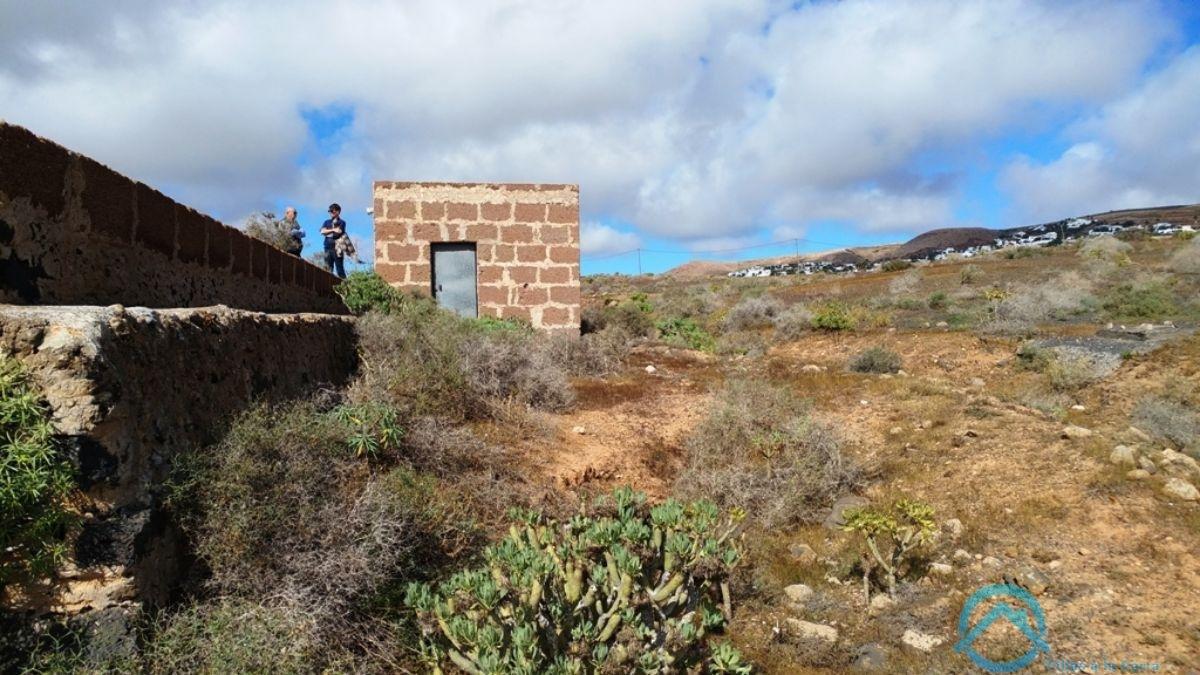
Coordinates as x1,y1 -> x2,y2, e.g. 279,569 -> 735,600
928,562 -> 954,576
1109,445 -> 1136,467
852,643 -> 888,671
900,629 -> 944,652
824,496 -> 870,529
1061,425 -> 1093,440
786,619 -> 838,643
789,543 -> 818,565
784,584 -> 814,605
941,518 -> 963,540
1163,477 -> 1199,502
868,594 -> 895,617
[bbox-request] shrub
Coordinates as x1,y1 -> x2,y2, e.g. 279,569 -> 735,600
676,381 -> 860,528
656,317 -> 716,352
0,354 -> 75,589
243,211 -> 295,252
542,327 -> 631,377
716,331 -> 769,358
927,292 -> 948,310
1169,240 -> 1200,274
1080,236 -> 1132,261
959,265 -> 982,285
772,305 -> 813,341
404,487 -> 749,674
888,269 -> 920,295
1101,281 -> 1177,320
894,298 -> 923,311
881,259 -> 912,272
810,302 -> 856,330
335,271 -> 406,314
1043,352 -> 1106,391
986,272 -> 1096,333
723,295 -> 783,331
1132,397 -> 1200,449
848,346 -> 902,374
582,301 -> 655,337
171,401 -> 478,632
458,330 -> 575,412
842,499 -> 936,600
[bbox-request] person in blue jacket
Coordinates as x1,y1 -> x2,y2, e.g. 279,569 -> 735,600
320,203 -> 347,278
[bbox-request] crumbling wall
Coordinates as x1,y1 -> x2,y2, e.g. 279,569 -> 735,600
0,305 -> 357,615
0,122 -> 347,314
373,182 -> 581,333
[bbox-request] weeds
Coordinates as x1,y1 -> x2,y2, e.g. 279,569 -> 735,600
1102,280 -> 1177,320
772,305 -> 813,341
724,295 -> 783,331
657,317 -> 717,351
848,346 -> 903,374
811,302 -> 856,331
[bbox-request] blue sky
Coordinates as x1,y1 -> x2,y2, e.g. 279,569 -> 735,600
2,0 -> 1198,276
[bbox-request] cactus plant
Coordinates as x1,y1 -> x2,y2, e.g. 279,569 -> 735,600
842,498 -> 935,602
404,487 -> 748,674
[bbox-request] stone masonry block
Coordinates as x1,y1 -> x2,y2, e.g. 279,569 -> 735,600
78,157 -> 135,243
548,203 -> 579,224
134,183 -> 177,257
480,202 -> 513,221
0,123 -> 70,218
175,206 -> 208,265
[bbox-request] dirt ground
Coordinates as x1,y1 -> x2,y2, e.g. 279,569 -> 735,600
523,327 -> 1200,672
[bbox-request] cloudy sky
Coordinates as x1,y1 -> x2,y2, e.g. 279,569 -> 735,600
2,0 -> 1198,274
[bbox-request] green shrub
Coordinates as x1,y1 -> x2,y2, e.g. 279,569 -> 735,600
1101,281 -> 1177,319
810,302 -> 856,330
335,270 -> 407,314
0,354 -> 75,589
677,381 -> 860,528
843,499 -> 936,600
656,317 -> 716,352
881,259 -> 912,272
895,298 -> 923,311
927,292 -> 948,309
959,265 -> 982,285
404,487 -> 749,674
848,346 -> 902,374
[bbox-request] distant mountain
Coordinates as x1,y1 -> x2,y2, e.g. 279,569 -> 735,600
663,203 -> 1200,278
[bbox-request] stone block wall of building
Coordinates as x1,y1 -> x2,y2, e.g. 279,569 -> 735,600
0,122 -> 347,314
373,182 -> 581,333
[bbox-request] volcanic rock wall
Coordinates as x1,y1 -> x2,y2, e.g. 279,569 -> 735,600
0,122 -> 346,314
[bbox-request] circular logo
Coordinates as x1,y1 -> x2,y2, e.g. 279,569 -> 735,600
954,583 -> 1050,673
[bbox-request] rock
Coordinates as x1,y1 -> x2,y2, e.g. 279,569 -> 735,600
852,643 -> 888,671
935,321 -> 949,328
1138,456 -> 1157,474
860,400 -> 869,406
783,584 -> 814,605
900,629 -> 944,652
644,365 -> 657,373
1006,567 -> 1051,596
1159,449 -> 1200,478
824,495 -> 870,529
928,562 -> 953,576
888,426 -> 903,436
1127,426 -> 1152,443
942,518 -> 964,540
571,426 -> 587,435
982,556 -> 1003,569
1109,445 -> 1136,467
789,543 -> 818,565
786,619 -> 838,643
1163,477 -> 1199,501
1047,560 -> 1063,570
952,549 -> 973,564
868,594 -> 895,616
1061,425 -> 1093,440
896,370 -> 908,377
801,364 -> 822,373
1070,404 -> 1086,411
919,419 -> 933,430
969,377 -> 985,387
1126,469 -> 1151,480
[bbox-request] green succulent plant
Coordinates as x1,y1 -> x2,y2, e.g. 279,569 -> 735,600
842,498 -> 935,602
331,402 -> 403,458
405,487 -> 748,674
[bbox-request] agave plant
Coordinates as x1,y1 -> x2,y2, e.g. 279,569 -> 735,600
405,487 -> 748,674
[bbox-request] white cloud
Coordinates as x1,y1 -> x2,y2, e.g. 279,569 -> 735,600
581,222 -> 640,255
0,0 -> 1181,245
1002,46 -> 1200,223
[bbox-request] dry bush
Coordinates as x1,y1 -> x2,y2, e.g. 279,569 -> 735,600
1080,236 -> 1133,260
353,307 -> 575,421
243,211 -> 294,252
1132,396 -> 1200,450
1169,239 -> 1200,274
888,269 -> 921,295
171,402 -> 479,641
542,326 -> 630,377
676,380 -> 860,528
772,305 -> 814,341
985,271 -> 1095,333
657,285 -> 721,320
716,330 -> 769,358
960,264 -> 983,285
724,295 -> 783,331
848,346 -> 902,374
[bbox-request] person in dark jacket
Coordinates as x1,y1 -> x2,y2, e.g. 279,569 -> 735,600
320,203 -> 347,278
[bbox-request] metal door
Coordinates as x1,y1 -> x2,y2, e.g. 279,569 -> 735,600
431,243 -> 477,318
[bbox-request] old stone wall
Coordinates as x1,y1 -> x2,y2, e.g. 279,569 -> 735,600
373,182 -> 581,333
0,305 -> 357,615
0,122 -> 347,314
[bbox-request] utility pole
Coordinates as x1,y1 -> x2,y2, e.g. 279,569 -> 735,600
794,238 -> 799,260
637,249 -> 642,276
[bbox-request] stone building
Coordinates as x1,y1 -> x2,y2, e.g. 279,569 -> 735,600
373,181 -> 581,333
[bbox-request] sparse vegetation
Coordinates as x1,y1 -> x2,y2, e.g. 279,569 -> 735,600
243,211 -> 295,252
0,355 -> 75,589
1102,279 -> 1177,319
810,301 -> 856,330
842,498 -> 936,600
959,264 -> 982,285
1132,396 -> 1200,450
772,304 -> 813,341
724,295 -> 783,331
656,316 -> 717,351
848,346 -> 902,374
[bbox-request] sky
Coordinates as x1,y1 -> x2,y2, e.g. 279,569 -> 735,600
2,0 -> 1198,275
